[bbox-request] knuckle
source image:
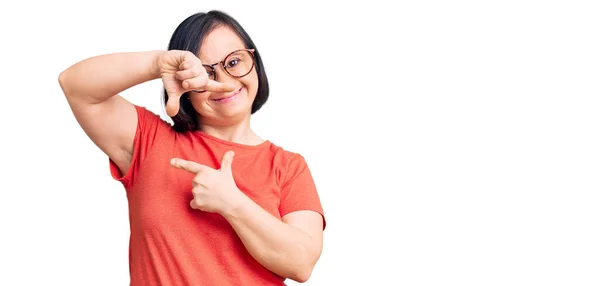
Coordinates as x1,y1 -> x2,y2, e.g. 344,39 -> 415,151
200,76 -> 208,85
189,79 -> 201,89
192,187 -> 202,195
187,52 -> 199,63
192,65 -> 202,77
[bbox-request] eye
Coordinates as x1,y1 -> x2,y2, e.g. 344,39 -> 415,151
203,66 -> 215,79
226,58 -> 240,68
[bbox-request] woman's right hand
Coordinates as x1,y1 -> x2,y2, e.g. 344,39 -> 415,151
156,50 -> 235,117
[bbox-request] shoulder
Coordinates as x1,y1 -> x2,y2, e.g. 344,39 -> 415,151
130,104 -> 178,143
266,143 -> 312,184
268,142 -> 307,165
133,105 -> 172,129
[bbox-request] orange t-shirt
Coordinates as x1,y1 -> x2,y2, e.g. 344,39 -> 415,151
109,105 -> 326,286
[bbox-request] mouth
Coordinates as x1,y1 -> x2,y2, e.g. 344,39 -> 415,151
211,87 -> 243,103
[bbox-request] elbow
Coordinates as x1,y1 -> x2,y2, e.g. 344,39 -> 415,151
58,68 -> 69,85
58,69 -> 78,101
58,70 -> 71,95
289,264 -> 315,283
287,240 -> 322,283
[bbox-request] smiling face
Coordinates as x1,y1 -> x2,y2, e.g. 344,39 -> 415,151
189,26 -> 259,126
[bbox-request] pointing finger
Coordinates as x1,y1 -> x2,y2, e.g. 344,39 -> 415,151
203,80 -> 236,93
182,75 -> 209,91
170,158 -> 208,174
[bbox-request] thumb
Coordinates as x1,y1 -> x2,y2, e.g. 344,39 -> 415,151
220,150 -> 235,172
165,92 -> 182,117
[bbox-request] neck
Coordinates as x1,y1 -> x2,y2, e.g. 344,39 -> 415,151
198,115 -> 264,146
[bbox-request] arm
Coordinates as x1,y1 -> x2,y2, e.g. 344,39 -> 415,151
222,197 -> 324,283
170,152 -> 325,283
58,51 -> 163,175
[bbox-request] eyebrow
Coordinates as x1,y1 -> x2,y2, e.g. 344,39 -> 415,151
201,48 -> 247,66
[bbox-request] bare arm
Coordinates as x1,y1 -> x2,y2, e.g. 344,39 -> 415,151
58,51 -> 163,175
223,198 -> 324,283
170,152 -> 325,283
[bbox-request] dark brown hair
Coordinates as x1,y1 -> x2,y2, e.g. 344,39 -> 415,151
163,10 -> 269,133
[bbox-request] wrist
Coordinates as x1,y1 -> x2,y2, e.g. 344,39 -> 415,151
151,50 -> 167,78
220,190 -> 250,219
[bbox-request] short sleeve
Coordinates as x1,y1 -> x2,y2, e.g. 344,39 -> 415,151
279,155 -> 326,230
109,105 -> 171,189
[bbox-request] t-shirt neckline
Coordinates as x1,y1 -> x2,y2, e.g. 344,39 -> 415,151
192,130 -> 271,150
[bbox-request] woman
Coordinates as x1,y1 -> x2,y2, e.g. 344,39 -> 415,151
58,10 -> 326,286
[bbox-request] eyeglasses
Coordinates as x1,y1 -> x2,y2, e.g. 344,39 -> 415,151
203,48 -> 256,82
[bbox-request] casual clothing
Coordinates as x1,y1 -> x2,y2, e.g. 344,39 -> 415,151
109,105 -> 325,286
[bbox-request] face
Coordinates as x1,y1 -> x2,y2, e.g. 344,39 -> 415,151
190,26 -> 259,125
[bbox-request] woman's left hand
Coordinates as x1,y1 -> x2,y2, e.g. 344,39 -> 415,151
170,151 -> 244,214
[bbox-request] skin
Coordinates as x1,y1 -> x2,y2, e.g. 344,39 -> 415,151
59,25 -> 323,283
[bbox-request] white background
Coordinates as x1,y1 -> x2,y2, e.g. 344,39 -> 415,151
1,1 -> 599,285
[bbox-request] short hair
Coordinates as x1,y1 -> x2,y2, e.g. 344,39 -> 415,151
162,10 -> 270,133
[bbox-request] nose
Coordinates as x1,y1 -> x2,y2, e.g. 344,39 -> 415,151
214,66 -> 238,86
